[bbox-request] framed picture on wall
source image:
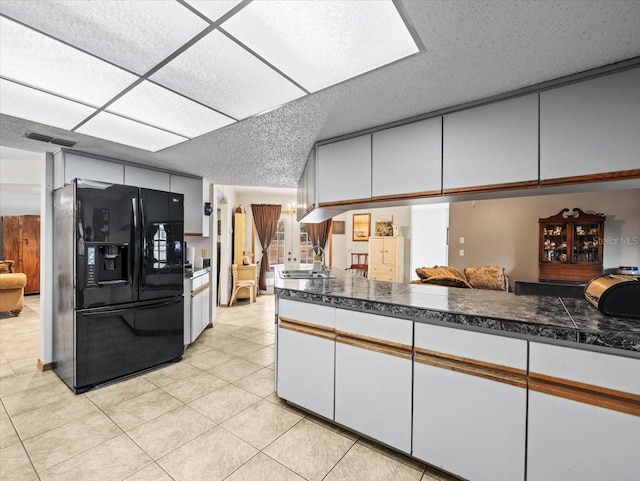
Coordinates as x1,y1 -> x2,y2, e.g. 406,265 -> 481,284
352,213 -> 370,242
332,220 -> 346,235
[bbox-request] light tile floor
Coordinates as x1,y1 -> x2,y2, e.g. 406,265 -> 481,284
0,294 -> 458,481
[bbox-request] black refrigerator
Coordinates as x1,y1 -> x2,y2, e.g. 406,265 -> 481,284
53,179 -> 184,393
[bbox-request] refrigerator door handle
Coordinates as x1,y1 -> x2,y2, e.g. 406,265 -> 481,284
131,197 -> 139,290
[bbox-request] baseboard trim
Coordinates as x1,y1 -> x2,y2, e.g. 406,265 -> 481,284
37,358 -> 53,371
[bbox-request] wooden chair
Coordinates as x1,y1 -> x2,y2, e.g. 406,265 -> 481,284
229,264 -> 255,306
346,253 -> 368,277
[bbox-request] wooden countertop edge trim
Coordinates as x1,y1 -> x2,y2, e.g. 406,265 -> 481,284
414,350 -> 527,389
443,179 -> 539,196
540,169 -> 640,186
191,283 -> 210,297
335,330 -> 413,360
529,372 -> 640,417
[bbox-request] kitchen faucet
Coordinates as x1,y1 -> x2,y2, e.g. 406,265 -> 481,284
315,245 -> 328,274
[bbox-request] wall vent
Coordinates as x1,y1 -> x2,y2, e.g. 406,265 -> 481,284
25,132 -> 76,147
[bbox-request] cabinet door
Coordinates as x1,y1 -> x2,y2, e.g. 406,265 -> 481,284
369,237 -> 384,265
170,175 -> 203,235
527,343 -> 640,481
296,165 -> 306,221
382,237 -> 397,264
124,165 -> 170,191
200,274 -> 211,332
443,93 -> 538,193
277,300 -> 335,419
306,147 -> 316,211
64,152 -> 124,185
317,135 -> 371,204
334,310 -> 413,453
540,68 -> 640,182
413,323 -> 527,481
372,118 -> 442,199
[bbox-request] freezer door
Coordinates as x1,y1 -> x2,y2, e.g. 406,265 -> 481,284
139,189 -> 184,301
76,180 -> 138,308
75,297 -> 184,391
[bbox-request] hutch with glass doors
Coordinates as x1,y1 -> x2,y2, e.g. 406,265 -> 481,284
539,208 -> 605,284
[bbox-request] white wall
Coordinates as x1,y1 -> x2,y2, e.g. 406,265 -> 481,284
411,203 -> 449,277
331,205 -> 412,281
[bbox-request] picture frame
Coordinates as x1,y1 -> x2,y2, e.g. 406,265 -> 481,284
375,215 -> 393,236
332,220 -> 346,235
352,213 -> 370,242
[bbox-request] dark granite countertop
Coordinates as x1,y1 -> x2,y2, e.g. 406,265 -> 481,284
274,270 -> 640,353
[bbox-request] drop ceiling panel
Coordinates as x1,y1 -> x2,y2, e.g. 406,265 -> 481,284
184,0 -> 244,23
0,0 -> 209,75
151,30 -> 306,120
76,112 -> 188,152
222,0 -> 419,92
0,17 -> 137,106
0,79 -> 96,130
107,81 -> 234,138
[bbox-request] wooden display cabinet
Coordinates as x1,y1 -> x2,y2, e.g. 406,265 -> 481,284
539,208 -> 605,284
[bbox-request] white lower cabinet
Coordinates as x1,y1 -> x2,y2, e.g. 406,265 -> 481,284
276,299 -> 336,420
527,343 -> 640,481
334,309 -> 413,453
412,323 -> 527,481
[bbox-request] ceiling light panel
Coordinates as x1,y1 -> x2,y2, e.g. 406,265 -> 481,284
0,17 -> 137,106
107,80 -> 235,138
76,112 -> 188,152
184,0 -> 244,24
0,0 -> 209,75
151,30 -> 306,120
222,0 -> 419,92
0,79 -> 96,130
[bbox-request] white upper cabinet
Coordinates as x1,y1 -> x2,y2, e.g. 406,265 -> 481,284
170,174 -> 204,236
124,164 -> 170,191
372,118 -> 442,199
443,93 -> 539,193
317,134 -> 371,204
62,152 -> 124,186
540,67 -> 640,182
306,147 -> 317,211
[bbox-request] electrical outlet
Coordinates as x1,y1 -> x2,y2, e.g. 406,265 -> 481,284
459,249 -> 465,256
460,237 -> 465,244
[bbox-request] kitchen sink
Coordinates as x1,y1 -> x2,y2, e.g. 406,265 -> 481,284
279,270 -> 331,279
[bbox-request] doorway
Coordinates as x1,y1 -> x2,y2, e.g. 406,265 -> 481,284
266,210 -> 314,285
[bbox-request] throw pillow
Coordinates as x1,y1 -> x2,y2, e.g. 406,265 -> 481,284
464,265 -> 506,291
0,260 -> 15,273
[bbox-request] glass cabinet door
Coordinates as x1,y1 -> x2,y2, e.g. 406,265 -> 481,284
542,223 -> 568,262
572,223 -> 601,263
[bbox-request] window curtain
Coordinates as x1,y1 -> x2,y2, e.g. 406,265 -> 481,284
251,204 -> 282,291
303,219 -> 332,253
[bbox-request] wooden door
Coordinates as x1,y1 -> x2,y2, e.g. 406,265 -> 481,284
2,215 -> 40,294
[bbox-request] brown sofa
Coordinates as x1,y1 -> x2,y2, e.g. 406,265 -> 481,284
0,260 -> 27,316
413,265 -> 509,292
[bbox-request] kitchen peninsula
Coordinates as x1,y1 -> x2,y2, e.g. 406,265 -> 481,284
274,270 -> 640,481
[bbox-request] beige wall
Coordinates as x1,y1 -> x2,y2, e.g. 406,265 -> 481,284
448,189 -> 640,288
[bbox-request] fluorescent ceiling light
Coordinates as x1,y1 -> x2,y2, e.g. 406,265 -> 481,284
0,79 -> 96,130
223,0 -> 419,92
107,81 -> 234,138
0,17 -> 137,106
151,29 -> 306,120
184,0 -> 244,23
0,0 -> 209,75
76,112 -> 188,152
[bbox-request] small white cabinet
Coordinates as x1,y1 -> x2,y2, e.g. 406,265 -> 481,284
372,118 -> 442,199
59,152 -> 124,186
276,299 -> 336,419
412,323 -> 528,481
185,269 -> 211,344
527,342 -> 640,481
540,67 -> 640,182
443,93 -> 539,193
317,135 -> 371,205
368,236 -> 404,282
170,174 -> 204,235
124,164 -> 170,191
334,309 -> 413,453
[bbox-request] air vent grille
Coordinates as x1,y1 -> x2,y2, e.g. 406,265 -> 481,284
25,132 -> 76,147
26,132 -> 54,142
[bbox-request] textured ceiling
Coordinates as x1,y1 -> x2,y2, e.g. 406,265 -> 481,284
1,0 -> 640,187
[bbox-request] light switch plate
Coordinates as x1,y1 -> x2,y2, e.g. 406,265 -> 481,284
459,249 -> 465,256
460,237 -> 465,244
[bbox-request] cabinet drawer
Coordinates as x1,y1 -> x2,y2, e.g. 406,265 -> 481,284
278,299 -> 335,329
370,265 -> 396,274
336,309 -> 412,346
370,274 -> 396,282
